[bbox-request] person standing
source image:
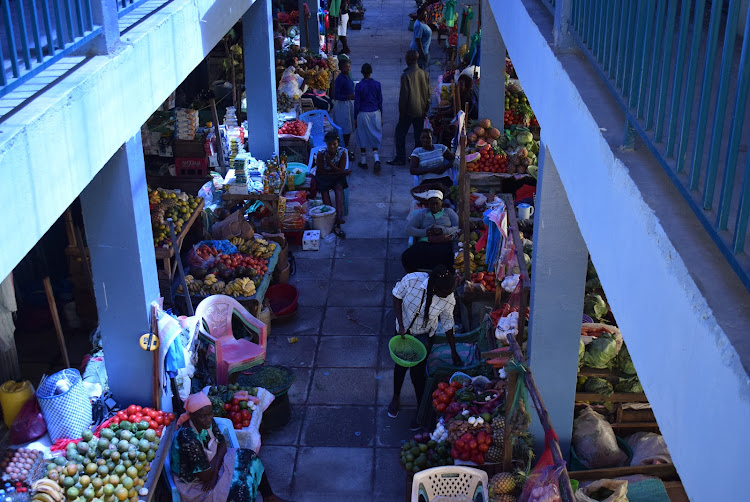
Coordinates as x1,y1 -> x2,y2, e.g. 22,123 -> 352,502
354,63 -> 383,171
331,57 -> 355,160
388,50 -> 430,166
389,265 -> 462,430
337,0 -> 351,54
411,7 -> 432,69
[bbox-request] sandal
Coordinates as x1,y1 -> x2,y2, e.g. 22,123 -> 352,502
373,161 -> 381,172
348,151 -> 355,161
333,225 -> 346,238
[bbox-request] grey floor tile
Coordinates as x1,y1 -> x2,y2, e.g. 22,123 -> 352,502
287,367 -> 312,405
322,306 -> 383,335
375,448 -> 409,500
327,281 -> 385,306
376,405 -> 420,447
388,238 -> 410,259
288,279 -> 330,307
289,238 -> 336,258
317,336 -> 379,368
300,406 -> 375,447
335,238 -> 388,259
293,257 -> 333,280
387,259 -> 406,282
376,367 -> 418,406
264,334 -> 319,368
257,446 -> 296,499
343,218 -> 389,238
333,257 -> 386,281
262,406 -> 304,446
270,306 -> 324,336
293,447 -> 374,498
308,368 -> 377,405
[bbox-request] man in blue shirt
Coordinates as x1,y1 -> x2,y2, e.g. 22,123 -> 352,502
411,7 -> 432,69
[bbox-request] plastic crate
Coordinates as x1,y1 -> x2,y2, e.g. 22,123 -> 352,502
175,157 -> 208,177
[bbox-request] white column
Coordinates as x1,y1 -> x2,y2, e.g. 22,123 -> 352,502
527,142 -> 588,458
479,0 -> 505,128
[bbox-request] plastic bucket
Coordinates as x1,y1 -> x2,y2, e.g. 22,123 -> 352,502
258,301 -> 272,338
310,205 -> 336,237
0,380 -> 34,427
266,284 -> 299,317
287,162 -> 308,186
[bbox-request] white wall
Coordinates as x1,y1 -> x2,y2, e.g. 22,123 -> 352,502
487,1 -> 750,500
0,0 -> 255,280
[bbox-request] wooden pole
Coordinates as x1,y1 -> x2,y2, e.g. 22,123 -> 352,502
459,114 -> 471,281
150,304 -> 160,410
210,98 -> 226,173
502,369 -> 517,472
42,277 -> 70,368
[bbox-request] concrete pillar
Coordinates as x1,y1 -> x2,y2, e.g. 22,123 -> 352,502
298,0 -> 321,54
80,134 -> 159,407
91,0 -> 121,54
553,0 -> 574,49
244,0 -> 279,160
526,142 -> 588,458
479,0 -> 505,128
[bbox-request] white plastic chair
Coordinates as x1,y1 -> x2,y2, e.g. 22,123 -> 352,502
164,417 -> 241,502
411,466 -> 489,502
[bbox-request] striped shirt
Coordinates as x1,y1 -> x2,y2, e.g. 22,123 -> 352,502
411,145 -> 450,183
392,272 -> 455,336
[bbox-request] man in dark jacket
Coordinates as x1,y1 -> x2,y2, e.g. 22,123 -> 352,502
388,50 -> 431,165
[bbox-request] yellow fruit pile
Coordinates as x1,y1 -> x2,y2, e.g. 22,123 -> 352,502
149,188 -> 202,247
179,274 -> 257,298
231,237 -> 277,259
303,67 -> 331,91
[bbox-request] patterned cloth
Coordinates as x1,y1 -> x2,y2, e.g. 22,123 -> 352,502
171,422 -> 225,482
315,146 -> 349,191
411,144 -> 450,184
392,272 -> 456,335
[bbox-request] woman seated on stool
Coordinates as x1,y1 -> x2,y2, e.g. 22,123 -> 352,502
410,129 -> 455,187
315,130 -> 350,237
170,393 -> 291,502
402,189 -> 458,273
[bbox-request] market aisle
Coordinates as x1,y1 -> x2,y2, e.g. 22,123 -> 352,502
255,2 -> 445,500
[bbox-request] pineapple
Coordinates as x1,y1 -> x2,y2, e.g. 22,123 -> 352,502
485,444 -> 503,463
492,495 -> 516,502
489,472 -> 516,496
491,416 -> 506,445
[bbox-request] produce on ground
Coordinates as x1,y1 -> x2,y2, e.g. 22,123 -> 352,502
149,189 -> 202,247
207,385 -> 259,430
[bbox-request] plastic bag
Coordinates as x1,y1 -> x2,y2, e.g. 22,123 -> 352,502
10,394 -> 47,444
575,479 -> 628,502
572,407 -> 628,469
625,432 -> 672,466
519,463 -> 564,502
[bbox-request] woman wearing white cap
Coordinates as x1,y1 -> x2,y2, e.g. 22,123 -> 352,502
402,189 -> 458,273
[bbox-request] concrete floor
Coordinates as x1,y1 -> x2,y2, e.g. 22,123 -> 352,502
256,2 -> 445,500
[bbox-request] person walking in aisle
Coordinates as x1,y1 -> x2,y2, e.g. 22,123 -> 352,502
337,0 -> 351,54
411,6 -> 432,69
331,57 -> 356,161
354,63 -> 383,171
388,50 -> 431,166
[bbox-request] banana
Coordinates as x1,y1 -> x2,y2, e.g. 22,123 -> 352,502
35,485 -> 62,502
32,491 -> 58,502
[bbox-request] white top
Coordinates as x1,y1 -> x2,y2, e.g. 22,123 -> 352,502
392,272 -> 455,335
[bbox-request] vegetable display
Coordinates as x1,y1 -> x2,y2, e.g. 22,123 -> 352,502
278,120 -> 307,137
207,385 -> 259,430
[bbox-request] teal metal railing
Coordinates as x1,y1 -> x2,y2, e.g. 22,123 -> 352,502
0,0 -> 101,97
568,0 -> 750,291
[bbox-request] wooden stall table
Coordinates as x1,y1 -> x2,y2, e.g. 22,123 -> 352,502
278,121 -> 312,163
155,198 -> 204,283
222,192 -> 285,233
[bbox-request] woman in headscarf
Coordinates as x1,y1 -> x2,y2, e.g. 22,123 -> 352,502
354,63 -> 383,171
331,57 -> 356,161
401,189 -> 458,273
170,393 -> 291,502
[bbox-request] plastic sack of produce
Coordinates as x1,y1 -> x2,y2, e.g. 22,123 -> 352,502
36,369 -> 92,442
572,406 -> 628,469
625,432 -> 672,466
575,479 -> 628,502
9,394 -> 47,444
518,429 -> 564,502
582,333 -> 618,369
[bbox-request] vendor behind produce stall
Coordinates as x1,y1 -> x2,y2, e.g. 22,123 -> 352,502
409,129 -> 455,186
402,189 -> 458,273
170,393 -> 291,502
389,265 -> 462,430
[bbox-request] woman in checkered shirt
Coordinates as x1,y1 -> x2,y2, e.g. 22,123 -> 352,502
389,265 -> 461,430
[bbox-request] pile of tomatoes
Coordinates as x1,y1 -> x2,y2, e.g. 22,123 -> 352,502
471,271 -> 496,292
467,144 -> 509,173
432,381 -> 462,413
110,405 -> 175,438
504,109 -> 526,126
450,430 -> 493,464
278,120 -> 307,136
222,398 -> 254,430
215,252 -> 268,275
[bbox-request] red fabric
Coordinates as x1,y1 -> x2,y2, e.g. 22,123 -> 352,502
474,229 -> 488,253
536,428 -> 560,470
515,184 -> 536,202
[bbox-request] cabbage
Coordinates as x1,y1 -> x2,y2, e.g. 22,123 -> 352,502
578,339 -> 585,369
584,294 -> 609,320
584,377 -> 614,397
615,376 -> 643,393
583,334 -> 618,369
516,130 -> 533,145
616,345 -> 637,376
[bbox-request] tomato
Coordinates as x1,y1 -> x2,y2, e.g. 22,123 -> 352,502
224,403 -> 231,411
155,429 -> 162,437
167,412 -> 176,421
438,393 -> 451,404
240,410 -> 251,420
436,402 -> 447,412
445,386 -> 456,397
111,417 -> 121,424
155,415 -> 165,426
134,406 -> 142,413
150,420 -> 158,429
231,405 -> 240,413
242,420 -> 250,428
127,405 -> 138,414
450,381 -> 463,389
231,398 -> 240,406
128,414 -> 138,422
117,410 -> 128,419
437,382 -> 449,391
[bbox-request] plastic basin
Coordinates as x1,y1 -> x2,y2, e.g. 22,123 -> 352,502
287,162 -> 308,186
388,335 -> 427,367
266,284 -> 299,317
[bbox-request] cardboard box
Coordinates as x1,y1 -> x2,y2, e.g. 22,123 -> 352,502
174,138 -> 207,158
302,230 -> 320,251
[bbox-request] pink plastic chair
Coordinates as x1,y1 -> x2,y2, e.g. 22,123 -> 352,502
195,295 -> 267,385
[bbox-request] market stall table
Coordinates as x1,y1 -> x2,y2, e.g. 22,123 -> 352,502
222,192 -> 285,233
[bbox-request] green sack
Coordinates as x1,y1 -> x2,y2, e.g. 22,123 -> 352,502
426,343 -> 480,376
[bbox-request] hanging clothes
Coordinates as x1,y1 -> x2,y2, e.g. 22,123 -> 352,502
443,0 -> 457,27
0,274 -> 19,382
459,6 -> 474,37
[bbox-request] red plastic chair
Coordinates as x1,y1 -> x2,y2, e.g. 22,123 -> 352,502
195,295 -> 267,385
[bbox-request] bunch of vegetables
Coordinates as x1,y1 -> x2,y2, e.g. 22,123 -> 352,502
470,271 -> 496,292
110,405 -> 175,438
278,120 -> 307,136
400,434 -> 453,473
450,429 -> 493,464
431,381 -> 461,413
207,385 -> 259,430
467,143 -> 509,173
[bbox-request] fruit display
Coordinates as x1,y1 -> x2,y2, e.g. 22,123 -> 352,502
489,472 -> 518,501
35,406 -> 173,502
439,85 -> 453,108
469,271 -> 497,292
505,82 -> 534,126
454,244 -> 487,274
278,120 -> 307,137
301,66 -> 331,91
399,432 -> 453,473
207,385 -> 259,430
149,188 -> 203,247
467,142 -> 509,173
1,448 -> 44,486
276,90 -> 295,113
